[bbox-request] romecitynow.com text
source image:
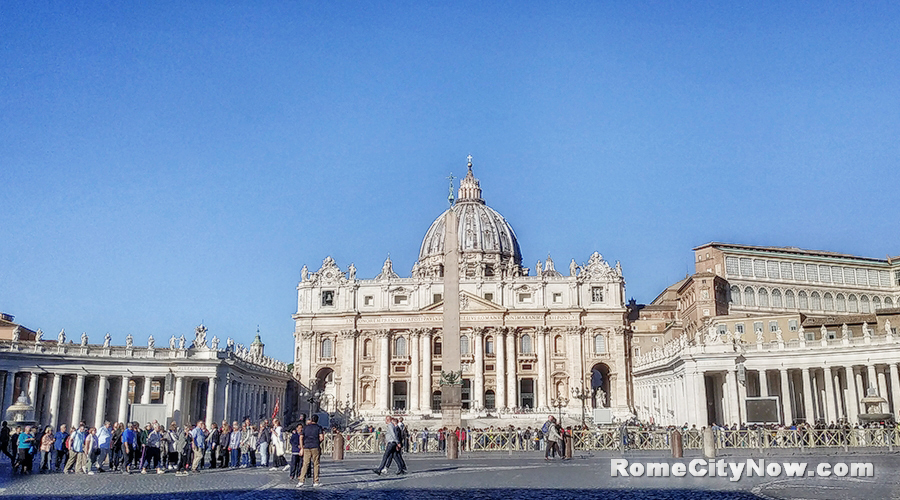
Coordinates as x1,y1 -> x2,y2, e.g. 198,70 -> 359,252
610,459 -> 873,481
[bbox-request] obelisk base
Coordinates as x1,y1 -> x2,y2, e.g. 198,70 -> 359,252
441,385 -> 463,431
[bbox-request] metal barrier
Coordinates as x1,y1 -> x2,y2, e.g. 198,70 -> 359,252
318,427 -> 900,454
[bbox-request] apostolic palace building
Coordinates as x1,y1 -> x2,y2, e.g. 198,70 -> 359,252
3,158 -> 900,431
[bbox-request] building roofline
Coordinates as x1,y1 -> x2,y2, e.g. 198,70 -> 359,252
693,242 -> 896,265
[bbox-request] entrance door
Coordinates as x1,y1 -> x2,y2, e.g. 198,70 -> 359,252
392,381 -> 408,411
519,378 -> 534,409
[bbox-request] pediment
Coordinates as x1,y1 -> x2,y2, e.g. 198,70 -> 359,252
419,290 -> 507,313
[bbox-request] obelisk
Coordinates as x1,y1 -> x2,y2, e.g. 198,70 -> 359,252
441,180 -> 463,434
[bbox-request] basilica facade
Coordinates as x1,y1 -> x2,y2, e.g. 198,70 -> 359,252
292,161 -> 631,420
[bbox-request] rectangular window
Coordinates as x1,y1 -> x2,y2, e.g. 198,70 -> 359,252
788,319 -> 798,332
894,270 -> 900,286
717,324 -> 726,335
805,331 -> 815,341
844,267 -> 856,285
552,292 -> 563,304
819,265 -> 831,283
856,268 -> 868,286
484,292 -> 494,302
806,264 -> 818,282
793,263 -> 806,281
321,290 -> 334,307
827,330 -> 836,340
634,347 -> 641,357
780,262 -> 793,280
364,295 -> 374,306
725,257 -> 739,276
766,261 -> 780,279
518,293 -> 533,304
740,258 -> 753,277
394,295 -> 408,305
591,287 -> 604,302
869,270 -> 879,287
433,293 -> 442,304
754,259 -> 767,278
735,323 -> 745,334
769,321 -> 778,332
832,266 -> 843,284
879,270 -> 890,287
753,321 -> 763,333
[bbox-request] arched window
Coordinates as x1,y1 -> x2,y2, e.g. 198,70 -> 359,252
394,336 -> 407,357
321,338 -> 333,358
758,288 -> 769,307
772,289 -> 782,308
363,338 -> 373,358
553,335 -> 564,355
824,293 -> 834,311
810,292 -> 821,310
886,297 -> 894,308
460,335 -> 469,355
785,290 -> 796,308
798,291 -> 808,310
860,295 -> 870,313
520,334 -> 533,354
873,296 -> 882,310
485,336 -> 494,355
836,294 -> 846,312
848,294 -> 858,313
730,286 -> 741,306
744,287 -> 755,306
484,390 -> 495,410
433,337 -> 442,356
594,335 -> 606,354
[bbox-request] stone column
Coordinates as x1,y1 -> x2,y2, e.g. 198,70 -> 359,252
72,374 -> 86,425
506,330 -> 517,409
49,373 -> 62,430
421,330 -> 432,411
222,376 -> 231,423
377,330 -> 390,412
27,371 -> 39,408
801,368 -> 815,423
495,329 -> 506,410
890,364 -> 900,417
409,330 -> 421,412
758,370 -> 769,397
877,366 -> 888,410
725,370 -> 739,424
2,371 -> 16,414
822,367 -> 836,423
174,376 -> 185,417
844,366 -> 859,423
867,365 -> 878,396
536,328 -> 547,410
780,369 -> 793,424
473,328 -> 485,410
206,376 -> 217,427
341,330 -> 358,408
694,370 -> 708,426
118,376 -> 130,424
833,369 -> 845,420
141,376 -> 152,404
95,375 -> 109,427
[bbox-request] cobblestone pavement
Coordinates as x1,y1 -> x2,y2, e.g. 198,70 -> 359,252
0,451 -> 898,499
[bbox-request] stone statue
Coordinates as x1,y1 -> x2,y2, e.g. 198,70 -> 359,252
797,326 -> 805,341
545,255 -> 555,272
227,337 -> 235,351
348,263 -> 356,280
301,265 -> 309,282
169,335 -> 176,350
178,335 -> 186,350
756,328 -> 764,343
569,259 -> 577,277
194,324 -> 208,348
11,326 -> 20,342
103,333 -> 111,348
148,335 -> 155,349
382,256 -> 393,276
536,260 -> 543,278
81,332 -> 88,346
775,329 -> 783,343
507,259 -> 517,278
58,329 -> 66,345
886,319 -> 893,336
820,325 -> 828,340
211,336 -> 219,350
615,261 -> 623,276
863,322 -> 871,338
842,324 -> 850,339
35,329 -> 43,343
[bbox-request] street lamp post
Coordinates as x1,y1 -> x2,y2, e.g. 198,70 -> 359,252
551,397 -> 569,424
571,386 -> 591,428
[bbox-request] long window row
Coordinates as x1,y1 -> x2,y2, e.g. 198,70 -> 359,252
725,256 -> 893,288
730,285 -> 896,313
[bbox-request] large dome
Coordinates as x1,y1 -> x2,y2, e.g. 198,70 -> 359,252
417,162 -> 522,268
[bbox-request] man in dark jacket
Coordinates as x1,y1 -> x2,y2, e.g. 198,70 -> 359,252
206,423 -> 220,469
218,421 -> 231,468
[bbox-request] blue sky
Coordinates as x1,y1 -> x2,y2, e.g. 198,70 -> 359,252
2,1 -> 898,361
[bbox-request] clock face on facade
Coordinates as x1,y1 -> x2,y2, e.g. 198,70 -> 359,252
325,272 -> 333,279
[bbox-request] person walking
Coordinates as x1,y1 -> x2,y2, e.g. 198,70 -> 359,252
165,422 -> 179,470
39,426 -> 54,473
15,425 -> 35,474
96,422 -> 112,472
296,414 -> 324,488
288,422 -> 303,480
373,416 -> 406,476
63,423 -> 87,474
84,427 -> 98,474
205,422 -> 219,469
53,424 -> 69,472
0,422 -> 12,463
121,422 -> 138,473
271,418 -> 288,470
142,423 -> 163,474
175,426 -> 192,476
190,421 -> 207,472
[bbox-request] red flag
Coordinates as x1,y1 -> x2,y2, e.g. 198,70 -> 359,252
272,397 -> 280,420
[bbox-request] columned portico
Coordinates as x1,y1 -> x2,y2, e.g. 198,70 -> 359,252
72,374 -> 85,425
495,329 -> 506,410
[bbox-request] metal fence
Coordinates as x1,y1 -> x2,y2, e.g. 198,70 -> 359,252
324,427 -> 900,454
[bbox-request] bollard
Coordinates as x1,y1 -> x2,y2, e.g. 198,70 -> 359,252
671,430 -> 683,458
564,434 -> 574,460
447,432 -> 459,459
332,432 -> 345,460
702,427 -> 716,458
